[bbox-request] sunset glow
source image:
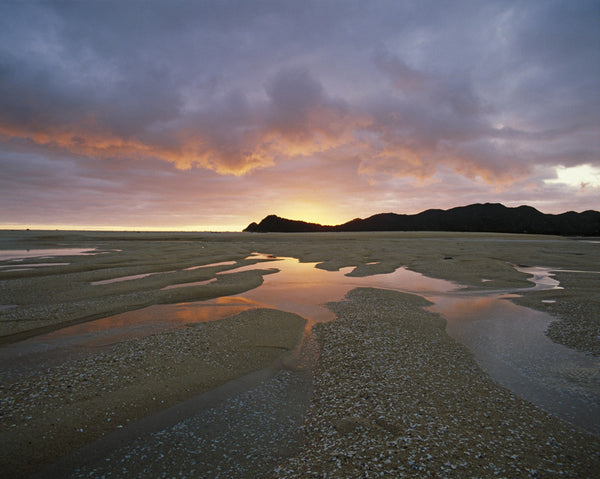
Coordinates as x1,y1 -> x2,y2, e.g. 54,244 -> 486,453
1,1 -> 598,231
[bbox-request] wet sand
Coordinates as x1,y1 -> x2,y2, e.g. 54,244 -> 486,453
1,230 -> 599,476
1,231 -> 598,354
275,289 -> 599,477
1,309 -> 306,477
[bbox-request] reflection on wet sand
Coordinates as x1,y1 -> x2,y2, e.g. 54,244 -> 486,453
164,255 -> 458,329
183,260 -> 237,270
3,253 -> 599,436
1,255 -> 457,382
12,297 -> 265,352
428,293 -> 600,436
91,272 -> 162,285
13,255 -> 456,353
161,278 -> 216,290
431,294 -> 521,323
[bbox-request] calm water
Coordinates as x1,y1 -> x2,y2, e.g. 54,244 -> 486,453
429,294 -> 599,434
4,255 -> 457,353
2,253 -> 599,435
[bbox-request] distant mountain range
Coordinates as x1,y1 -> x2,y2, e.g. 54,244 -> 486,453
243,203 -> 600,236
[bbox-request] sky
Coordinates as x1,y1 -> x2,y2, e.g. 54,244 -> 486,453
1,0 -> 599,231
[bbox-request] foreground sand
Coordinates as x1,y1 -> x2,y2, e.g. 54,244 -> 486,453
1,309 -> 305,477
275,289 -> 599,477
1,231 -> 599,476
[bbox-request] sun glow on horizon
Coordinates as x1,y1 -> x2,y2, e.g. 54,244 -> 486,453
275,201 -> 347,226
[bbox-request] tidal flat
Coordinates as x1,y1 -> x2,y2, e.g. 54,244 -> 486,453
0,230 -> 599,477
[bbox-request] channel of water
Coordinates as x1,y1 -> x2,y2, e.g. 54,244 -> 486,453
2,253 -> 599,437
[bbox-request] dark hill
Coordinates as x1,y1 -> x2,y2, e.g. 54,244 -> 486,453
243,203 -> 600,235
244,215 -> 333,233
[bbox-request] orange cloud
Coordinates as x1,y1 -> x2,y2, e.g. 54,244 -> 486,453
0,112 -> 532,187
0,86 -> 368,177
0,122 -> 275,176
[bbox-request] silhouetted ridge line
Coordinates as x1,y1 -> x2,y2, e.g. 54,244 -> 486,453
243,203 -> 600,235
244,215 -> 329,233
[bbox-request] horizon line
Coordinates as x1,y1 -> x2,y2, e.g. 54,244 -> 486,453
2,203 -> 599,234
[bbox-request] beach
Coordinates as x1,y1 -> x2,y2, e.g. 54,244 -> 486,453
1,231 -> 599,477
275,288 -> 598,477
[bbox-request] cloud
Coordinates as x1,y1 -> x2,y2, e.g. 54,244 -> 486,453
545,164 -> 600,190
0,0 -> 598,229
353,52 -> 516,183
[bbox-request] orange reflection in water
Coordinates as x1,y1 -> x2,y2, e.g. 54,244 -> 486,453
41,296 -> 265,348
426,294 -> 521,324
91,272 -> 159,285
34,255 -> 458,349
7,254 -> 599,437
184,261 -> 237,271
162,278 -> 216,290
222,257 -> 458,330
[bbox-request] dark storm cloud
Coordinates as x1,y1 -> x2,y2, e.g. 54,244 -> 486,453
1,0 -> 598,228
